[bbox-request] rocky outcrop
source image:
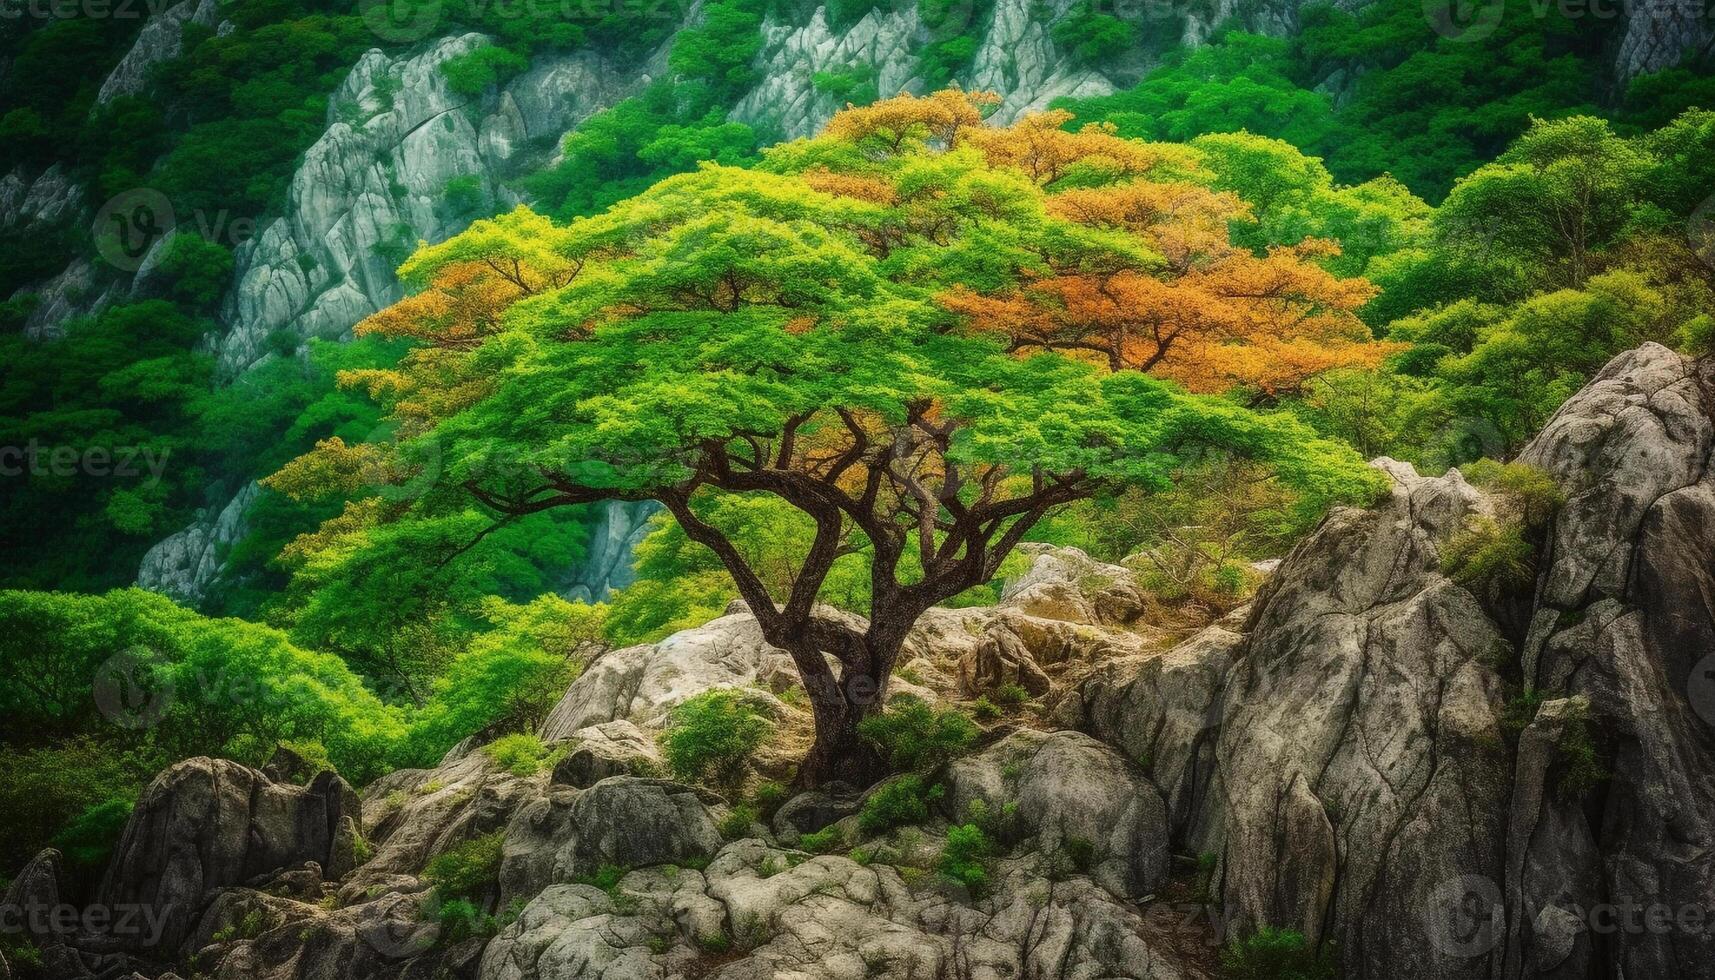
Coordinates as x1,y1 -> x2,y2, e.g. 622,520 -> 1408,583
136,481 -> 259,604
946,729 -> 1169,899
1615,0 -> 1715,80
482,840 -> 1193,980
499,777 -> 724,908
214,35 -> 653,377
95,759 -> 363,952
96,0 -> 222,105
550,720 -> 664,788
1061,343 -> 1715,980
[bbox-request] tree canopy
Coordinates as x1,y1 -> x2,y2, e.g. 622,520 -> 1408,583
273,90 -> 1384,784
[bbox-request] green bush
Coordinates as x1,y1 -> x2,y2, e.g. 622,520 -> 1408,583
432,897 -> 497,944
857,695 -> 978,773
719,805 -> 759,840
484,733 -> 550,777
752,780 -> 789,815
423,832 -> 504,901
797,826 -> 844,854
1220,927 -> 1338,980
441,44 -> 531,95
971,697 -> 1001,721
50,798 -> 134,880
1441,517 -> 1535,591
993,684 -> 1029,707
938,824 -> 992,892
857,775 -> 943,835
659,689 -> 774,789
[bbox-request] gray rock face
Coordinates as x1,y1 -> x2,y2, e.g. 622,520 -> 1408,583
136,481 -> 259,604
214,36 -> 652,377
947,729 -> 1169,900
499,777 -> 723,908
551,720 -> 664,788
1505,342 -> 1715,980
96,0 -> 220,105
1061,343 -> 1715,980
538,609 -> 799,739
1211,461 -> 1514,979
481,841 -> 1193,980
95,759 -> 362,952
1615,0 -> 1715,79
557,500 -> 662,602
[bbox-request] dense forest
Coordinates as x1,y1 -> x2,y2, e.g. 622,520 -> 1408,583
2,0 -> 1713,976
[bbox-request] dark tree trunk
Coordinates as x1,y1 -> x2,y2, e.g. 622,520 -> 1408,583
796,692 -> 884,789
790,616 -> 913,789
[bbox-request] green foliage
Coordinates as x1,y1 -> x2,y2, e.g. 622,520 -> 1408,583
50,798 -> 135,879
156,233 -> 235,309
796,826 -> 845,854
1050,2 -> 1136,66
937,823 -> 992,892
431,897 -> 496,944
659,689 -> 774,789
483,733 -> 551,777
1220,927 -> 1338,980
1441,517 -> 1535,592
992,684 -> 1029,707
442,44 -> 531,95
405,595 -> 605,766
858,774 -> 943,834
857,696 -> 978,774
970,697 -> 1001,721
0,588 -> 406,781
423,832 -> 505,901
719,805 -> 759,839
812,66 -> 879,106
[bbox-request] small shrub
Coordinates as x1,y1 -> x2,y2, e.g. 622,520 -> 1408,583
719,805 -> 758,840
752,780 -> 789,816
1220,927 -> 1337,980
848,847 -> 874,866
964,798 -> 1024,846
858,775 -> 943,835
857,695 -> 978,773
433,897 -> 496,944
423,832 -> 504,901
993,684 -> 1030,707
697,930 -> 732,953
660,689 -> 774,789
938,824 -> 992,893
484,733 -> 550,777
576,863 -> 628,893
797,826 -> 844,854
971,697 -> 1001,721
1442,517 -> 1535,591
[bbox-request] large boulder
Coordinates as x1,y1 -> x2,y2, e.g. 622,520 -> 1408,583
499,777 -> 723,908
551,721 -> 664,788
94,759 -> 362,952
538,608 -> 799,739
946,729 -> 1169,900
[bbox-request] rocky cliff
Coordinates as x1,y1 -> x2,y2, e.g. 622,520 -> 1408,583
15,344 -> 1712,979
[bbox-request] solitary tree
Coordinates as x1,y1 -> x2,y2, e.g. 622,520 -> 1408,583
272,91 -> 1383,786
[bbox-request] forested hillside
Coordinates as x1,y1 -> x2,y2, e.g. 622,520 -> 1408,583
2,2 -> 1714,977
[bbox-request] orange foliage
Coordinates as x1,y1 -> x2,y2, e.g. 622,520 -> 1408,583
941,236 -> 1387,395
822,88 -> 1002,150
958,111 -> 1177,185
